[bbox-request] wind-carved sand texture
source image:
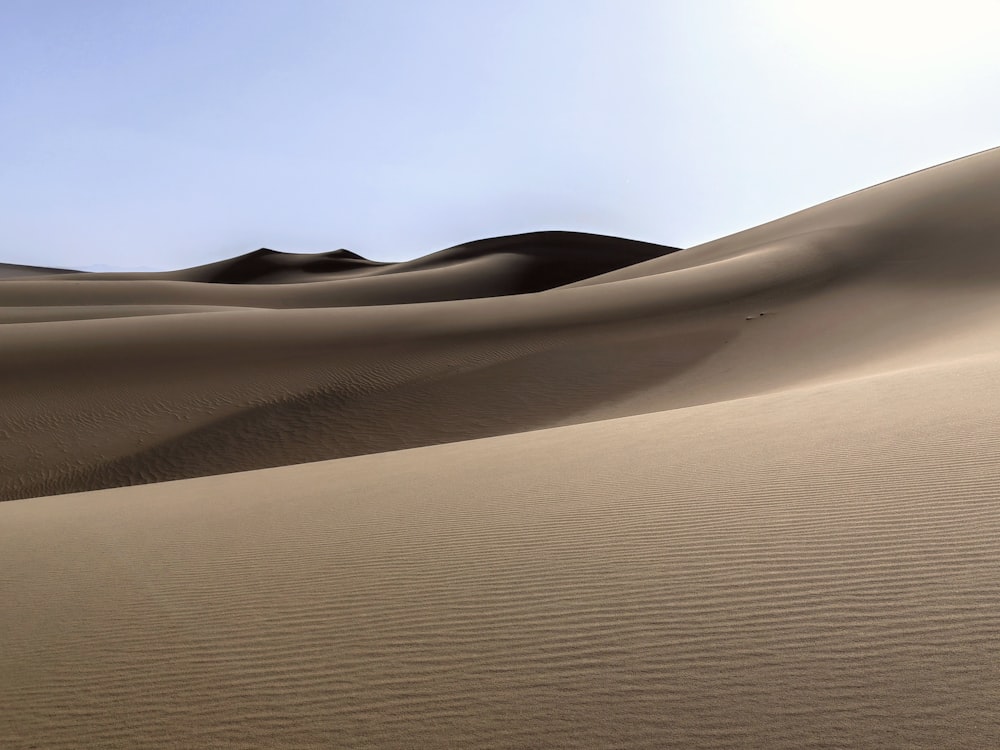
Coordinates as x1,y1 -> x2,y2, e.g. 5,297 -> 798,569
4,150 -> 1000,747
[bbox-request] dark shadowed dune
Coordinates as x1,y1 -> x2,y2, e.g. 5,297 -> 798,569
364,230 -> 682,292
0,231 -> 680,308
169,247 -> 388,283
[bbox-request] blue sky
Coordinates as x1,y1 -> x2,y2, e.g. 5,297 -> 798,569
2,1 -> 998,270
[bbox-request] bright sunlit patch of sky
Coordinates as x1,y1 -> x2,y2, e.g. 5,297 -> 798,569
760,0 -> 999,86
1,0 -> 998,269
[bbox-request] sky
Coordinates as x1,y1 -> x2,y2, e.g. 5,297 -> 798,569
2,0 -> 998,270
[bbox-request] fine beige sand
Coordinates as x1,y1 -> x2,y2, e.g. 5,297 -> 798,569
4,149 -> 1000,747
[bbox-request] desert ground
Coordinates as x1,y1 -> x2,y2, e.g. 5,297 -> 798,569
5,148 -> 1000,747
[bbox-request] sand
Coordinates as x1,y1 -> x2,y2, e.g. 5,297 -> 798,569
4,149 -> 1000,747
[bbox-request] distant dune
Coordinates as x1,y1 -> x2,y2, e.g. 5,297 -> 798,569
5,150 -> 1000,748
15,231 -> 678,305
0,262 -> 79,279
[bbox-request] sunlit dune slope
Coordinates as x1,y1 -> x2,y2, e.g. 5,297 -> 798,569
5,347 -> 1000,748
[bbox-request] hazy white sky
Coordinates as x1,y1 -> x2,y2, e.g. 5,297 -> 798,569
2,0 -> 998,269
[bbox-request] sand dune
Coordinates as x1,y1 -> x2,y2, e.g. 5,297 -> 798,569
4,148 -> 1000,747
4,231 -> 677,307
0,262 -> 78,279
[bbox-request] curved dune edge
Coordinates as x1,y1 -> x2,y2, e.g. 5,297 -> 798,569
6,147 -> 1000,746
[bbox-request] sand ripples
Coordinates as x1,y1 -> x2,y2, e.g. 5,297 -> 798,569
5,356 -> 1000,747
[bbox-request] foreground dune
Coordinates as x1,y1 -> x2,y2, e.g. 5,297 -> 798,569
4,148 -> 1000,747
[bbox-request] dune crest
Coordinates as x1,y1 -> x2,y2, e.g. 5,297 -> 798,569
23,230 -> 678,295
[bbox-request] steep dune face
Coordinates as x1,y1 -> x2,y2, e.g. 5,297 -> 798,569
4,151 -> 1000,501
575,147 -> 1000,288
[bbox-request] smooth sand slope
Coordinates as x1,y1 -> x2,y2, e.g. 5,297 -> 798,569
5,149 -> 1000,747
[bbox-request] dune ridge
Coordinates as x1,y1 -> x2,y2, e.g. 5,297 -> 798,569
8,230 -> 678,304
5,148 -> 1000,747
